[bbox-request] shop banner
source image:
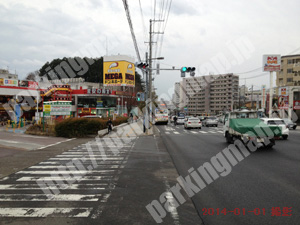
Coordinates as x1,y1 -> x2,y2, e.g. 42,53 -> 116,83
4,79 -> 18,86
278,96 -> 289,110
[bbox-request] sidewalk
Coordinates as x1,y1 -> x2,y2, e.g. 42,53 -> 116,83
94,122 -> 202,225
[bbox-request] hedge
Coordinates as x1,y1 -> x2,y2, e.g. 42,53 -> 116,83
55,117 -> 128,138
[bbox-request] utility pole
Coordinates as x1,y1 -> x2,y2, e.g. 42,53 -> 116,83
251,84 -> 253,109
148,19 -> 164,125
149,19 -> 153,121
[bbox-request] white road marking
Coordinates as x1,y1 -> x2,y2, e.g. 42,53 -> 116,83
38,160 -> 123,165
0,194 -> 101,201
173,132 -> 180,134
165,132 -> 170,134
200,131 -> 207,133
16,170 -> 115,174
0,208 -> 93,217
29,165 -> 120,169
48,157 -> 124,161
0,140 -> 19,144
190,131 -> 198,134
218,131 -> 223,133
37,138 -> 76,150
17,176 -> 113,181
0,184 -> 106,190
209,131 -> 216,133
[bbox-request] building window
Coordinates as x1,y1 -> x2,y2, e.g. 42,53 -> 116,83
288,60 -> 292,64
287,69 -> 293,73
287,78 -> 293,83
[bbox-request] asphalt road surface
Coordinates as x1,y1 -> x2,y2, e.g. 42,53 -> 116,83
157,123 -> 300,225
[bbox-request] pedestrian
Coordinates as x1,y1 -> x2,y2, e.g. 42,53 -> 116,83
107,118 -> 113,133
143,116 -> 146,133
130,113 -> 133,123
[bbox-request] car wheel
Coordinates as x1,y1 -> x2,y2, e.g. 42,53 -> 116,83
282,135 -> 288,140
293,127 -> 296,130
226,132 -> 233,144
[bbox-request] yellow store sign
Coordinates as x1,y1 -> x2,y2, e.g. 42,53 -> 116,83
103,57 -> 135,87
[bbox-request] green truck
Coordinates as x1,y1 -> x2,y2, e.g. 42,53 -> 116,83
223,110 -> 281,148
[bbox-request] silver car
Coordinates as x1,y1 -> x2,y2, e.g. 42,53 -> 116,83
177,117 -> 185,124
202,116 -> 218,127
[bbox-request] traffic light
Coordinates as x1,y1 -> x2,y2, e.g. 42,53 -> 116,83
181,67 -> 196,77
136,92 -> 145,101
136,92 -> 141,101
137,62 -> 149,69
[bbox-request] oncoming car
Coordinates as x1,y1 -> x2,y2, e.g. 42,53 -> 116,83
184,117 -> 202,129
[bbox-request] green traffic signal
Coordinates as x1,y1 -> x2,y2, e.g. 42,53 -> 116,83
181,67 -> 187,72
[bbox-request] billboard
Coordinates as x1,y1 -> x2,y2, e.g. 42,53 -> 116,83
278,87 -> 289,109
103,55 -> 135,87
263,55 -> 281,72
0,78 -> 3,86
43,101 -> 72,117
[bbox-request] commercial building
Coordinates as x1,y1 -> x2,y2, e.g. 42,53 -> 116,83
175,73 -> 239,115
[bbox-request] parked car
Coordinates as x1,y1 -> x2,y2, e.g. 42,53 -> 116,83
184,117 -> 202,129
282,118 -> 297,130
177,117 -> 185,125
202,116 -> 218,127
260,118 -> 289,140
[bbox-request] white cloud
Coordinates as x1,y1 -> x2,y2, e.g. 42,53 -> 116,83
0,0 -> 300,93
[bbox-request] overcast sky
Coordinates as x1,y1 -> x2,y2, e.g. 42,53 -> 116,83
1,0 -> 300,99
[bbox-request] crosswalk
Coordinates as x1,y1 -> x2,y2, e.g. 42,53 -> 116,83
0,137 -> 135,218
163,125 -> 224,135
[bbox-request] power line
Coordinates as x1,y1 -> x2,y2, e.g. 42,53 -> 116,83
122,0 -> 141,62
139,0 -> 147,41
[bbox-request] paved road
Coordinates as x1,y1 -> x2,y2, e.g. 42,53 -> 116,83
0,121 -> 202,225
157,123 -> 300,225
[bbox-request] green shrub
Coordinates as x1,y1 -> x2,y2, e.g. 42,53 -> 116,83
55,117 -> 128,138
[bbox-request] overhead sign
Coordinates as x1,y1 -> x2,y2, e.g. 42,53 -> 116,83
103,55 -> 135,87
263,55 -> 281,72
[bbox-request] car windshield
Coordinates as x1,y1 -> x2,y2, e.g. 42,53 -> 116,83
267,120 -> 285,125
188,118 -> 200,121
208,117 -> 217,120
283,118 -> 293,123
178,117 -> 184,119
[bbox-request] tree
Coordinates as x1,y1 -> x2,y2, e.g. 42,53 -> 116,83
25,70 -> 40,81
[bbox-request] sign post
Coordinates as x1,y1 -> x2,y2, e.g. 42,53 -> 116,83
263,54 -> 281,117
